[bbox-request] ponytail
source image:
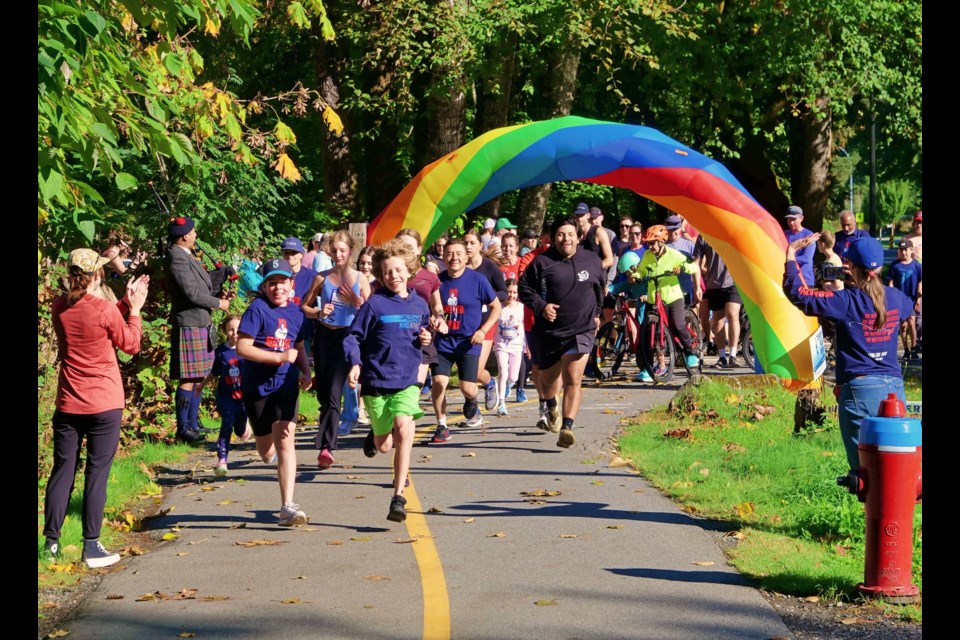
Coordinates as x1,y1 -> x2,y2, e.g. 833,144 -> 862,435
857,267 -> 887,330
65,266 -> 99,307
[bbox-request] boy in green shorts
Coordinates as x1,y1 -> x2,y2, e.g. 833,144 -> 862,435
344,239 -> 434,522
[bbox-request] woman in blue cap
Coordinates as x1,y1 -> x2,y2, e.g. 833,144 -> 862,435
783,234 -> 915,472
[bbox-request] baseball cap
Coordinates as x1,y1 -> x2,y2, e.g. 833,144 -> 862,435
260,258 -> 293,279
898,240 -> 912,250
521,227 -> 539,240
483,218 -> 496,230
913,211 -> 922,222
494,217 -> 517,232
312,232 -> 324,242
664,214 -> 683,231
69,248 -> 110,274
845,237 -> 884,271
573,202 -> 590,216
589,206 -> 603,220
280,237 -> 306,254
784,206 -> 803,218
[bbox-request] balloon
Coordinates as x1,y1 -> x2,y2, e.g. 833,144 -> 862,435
368,116 -> 820,384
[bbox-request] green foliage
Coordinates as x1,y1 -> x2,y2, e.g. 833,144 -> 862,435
876,179 -> 919,227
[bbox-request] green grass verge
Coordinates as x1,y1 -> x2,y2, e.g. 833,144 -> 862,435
617,377 -> 921,622
38,441 -> 194,590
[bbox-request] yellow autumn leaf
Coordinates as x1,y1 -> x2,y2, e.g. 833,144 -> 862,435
214,93 -> 232,125
281,598 -> 302,605
323,106 -> 344,136
274,153 -> 302,182
692,561 -> 715,566
204,16 -> 221,37
177,633 -> 196,638
733,501 -> 755,518
463,517 -> 475,523
725,394 -> 741,404
534,599 -> 558,606
161,532 -> 178,541
47,630 -> 71,638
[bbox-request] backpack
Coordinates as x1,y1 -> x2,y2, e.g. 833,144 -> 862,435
237,259 -> 263,300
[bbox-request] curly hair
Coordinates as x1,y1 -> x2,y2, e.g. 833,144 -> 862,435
372,239 -> 419,283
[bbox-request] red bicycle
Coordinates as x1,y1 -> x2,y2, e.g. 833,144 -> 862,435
637,273 -> 703,383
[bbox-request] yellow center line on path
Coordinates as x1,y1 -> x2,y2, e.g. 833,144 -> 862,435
399,425 -> 451,640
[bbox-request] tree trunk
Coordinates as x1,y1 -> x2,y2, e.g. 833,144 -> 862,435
795,96 -> 833,232
310,19 -> 360,220
472,34 -> 518,222
515,37 -> 580,231
725,132 -> 791,221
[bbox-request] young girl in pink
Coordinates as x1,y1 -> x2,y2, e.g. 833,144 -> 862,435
494,280 -> 526,416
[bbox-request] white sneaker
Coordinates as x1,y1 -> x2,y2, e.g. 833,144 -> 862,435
484,379 -> 499,411
82,539 -> 121,569
278,503 -> 308,526
497,403 -> 508,416
464,411 -> 484,428
536,407 -> 550,431
214,459 -> 228,477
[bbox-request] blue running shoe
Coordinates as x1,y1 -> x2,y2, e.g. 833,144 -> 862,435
684,354 -> 699,368
635,370 -> 653,383
516,388 -> 528,403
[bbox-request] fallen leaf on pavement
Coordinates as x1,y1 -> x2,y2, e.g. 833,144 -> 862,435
177,632 -> 196,638
234,540 -> 287,547
590,480 -> 604,485
350,536 -> 371,542
176,553 -> 190,557
281,598 -> 303,605
427,507 -> 443,513
534,599 -> 558,606
418,455 -> 432,463
121,545 -> 145,556
365,575 -> 390,581
606,525 -> 624,529
488,532 -> 505,538
202,595 -> 230,601
173,588 -> 198,600
394,537 -> 418,544
228,523 -> 247,529
463,518 -> 475,523
692,561 -> 714,566
346,476 -> 363,480
559,534 -> 578,539
524,499 -> 548,505
521,489 -> 561,497
217,500 -> 236,506
187,538 -> 208,545
462,452 -> 476,457
326,540 -> 344,545
47,630 -> 70,638
724,531 -> 746,540
608,456 -> 632,467
106,594 -> 124,600
161,533 -> 178,541
200,486 -> 218,492
601,408 -> 623,414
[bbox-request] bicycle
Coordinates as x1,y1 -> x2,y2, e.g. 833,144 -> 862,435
592,295 -> 644,381
739,306 -> 755,371
637,273 -> 703,383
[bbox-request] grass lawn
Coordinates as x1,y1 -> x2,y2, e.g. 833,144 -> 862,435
617,376 -> 922,622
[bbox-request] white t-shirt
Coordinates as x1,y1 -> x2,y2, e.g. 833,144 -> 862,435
494,302 -> 525,353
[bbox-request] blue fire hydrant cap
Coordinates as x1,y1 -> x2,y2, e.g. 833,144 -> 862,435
860,416 -> 922,448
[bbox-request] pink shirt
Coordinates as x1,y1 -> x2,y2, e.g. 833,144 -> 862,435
53,294 -> 142,414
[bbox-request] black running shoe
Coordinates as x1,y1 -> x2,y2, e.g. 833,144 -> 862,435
387,494 -> 408,522
363,430 -> 377,458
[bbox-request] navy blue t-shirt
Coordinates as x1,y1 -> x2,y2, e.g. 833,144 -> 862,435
238,296 -> 308,397
885,260 -> 922,301
437,269 -> 497,356
211,342 -> 243,406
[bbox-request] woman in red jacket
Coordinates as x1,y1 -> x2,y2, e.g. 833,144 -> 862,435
42,249 -> 149,568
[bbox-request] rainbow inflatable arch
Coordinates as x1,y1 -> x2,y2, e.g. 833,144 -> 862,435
368,116 -> 821,384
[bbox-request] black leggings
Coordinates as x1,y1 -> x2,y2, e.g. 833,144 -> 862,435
313,324 -> 350,451
647,299 -> 694,355
44,409 -> 122,541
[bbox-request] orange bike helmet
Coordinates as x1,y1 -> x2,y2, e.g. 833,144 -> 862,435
642,225 -> 668,243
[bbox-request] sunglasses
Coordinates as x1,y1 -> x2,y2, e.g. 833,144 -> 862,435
620,224 -> 632,228
630,232 -> 643,236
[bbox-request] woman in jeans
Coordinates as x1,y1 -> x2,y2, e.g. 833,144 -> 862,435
42,249 -> 149,567
783,235 -> 914,472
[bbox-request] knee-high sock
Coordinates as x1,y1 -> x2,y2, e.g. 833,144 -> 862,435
175,388 -> 193,435
188,388 -> 203,432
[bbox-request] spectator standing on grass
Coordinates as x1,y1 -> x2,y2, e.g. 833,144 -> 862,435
834,210 -> 870,259
43,249 -> 149,568
783,235 -> 913,473
164,216 -> 231,444
885,240 -> 922,360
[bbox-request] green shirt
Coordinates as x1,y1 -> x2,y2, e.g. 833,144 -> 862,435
637,247 -> 698,305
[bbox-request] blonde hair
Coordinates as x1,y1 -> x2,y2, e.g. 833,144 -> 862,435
819,230 -> 836,249
396,228 -> 423,247
373,239 -> 419,282
329,230 -> 355,252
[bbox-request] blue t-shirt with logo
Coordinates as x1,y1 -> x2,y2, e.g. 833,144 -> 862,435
885,260 -> 922,301
437,269 -> 497,356
238,296 -> 308,397
211,343 -> 243,407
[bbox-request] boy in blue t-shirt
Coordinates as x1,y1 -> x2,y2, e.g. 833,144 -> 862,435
885,240 -> 923,359
237,258 -> 313,526
344,239 -> 434,523
198,315 -> 251,476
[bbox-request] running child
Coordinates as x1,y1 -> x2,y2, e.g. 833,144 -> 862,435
885,240 -> 922,359
237,258 -> 313,526
344,239 -> 433,522
197,315 -> 252,477
494,279 -> 526,416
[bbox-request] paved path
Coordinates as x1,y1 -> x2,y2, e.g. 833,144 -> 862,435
60,372 -> 791,639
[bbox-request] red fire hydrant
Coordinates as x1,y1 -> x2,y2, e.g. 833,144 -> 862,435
838,393 -> 922,603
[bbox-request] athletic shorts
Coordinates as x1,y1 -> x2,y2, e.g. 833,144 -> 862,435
533,332 -> 594,371
363,386 -> 424,436
421,338 -> 438,366
526,330 -> 539,366
243,382 -> 300,437
705,286 -> 742,312
433,349 -> 481,383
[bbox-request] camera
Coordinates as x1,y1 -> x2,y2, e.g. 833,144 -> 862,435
821,264 -> 847,281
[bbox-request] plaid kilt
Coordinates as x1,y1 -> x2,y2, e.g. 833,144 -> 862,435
171,325 -> 215,380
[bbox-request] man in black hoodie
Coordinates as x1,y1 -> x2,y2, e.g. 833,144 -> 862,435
518,217 -> 605,449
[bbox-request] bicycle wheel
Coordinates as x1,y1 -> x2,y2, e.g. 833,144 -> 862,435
741,327 -> 755,370
593,321 -> 627,380
682,308 -> 704,375
638,315 -> 675,383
